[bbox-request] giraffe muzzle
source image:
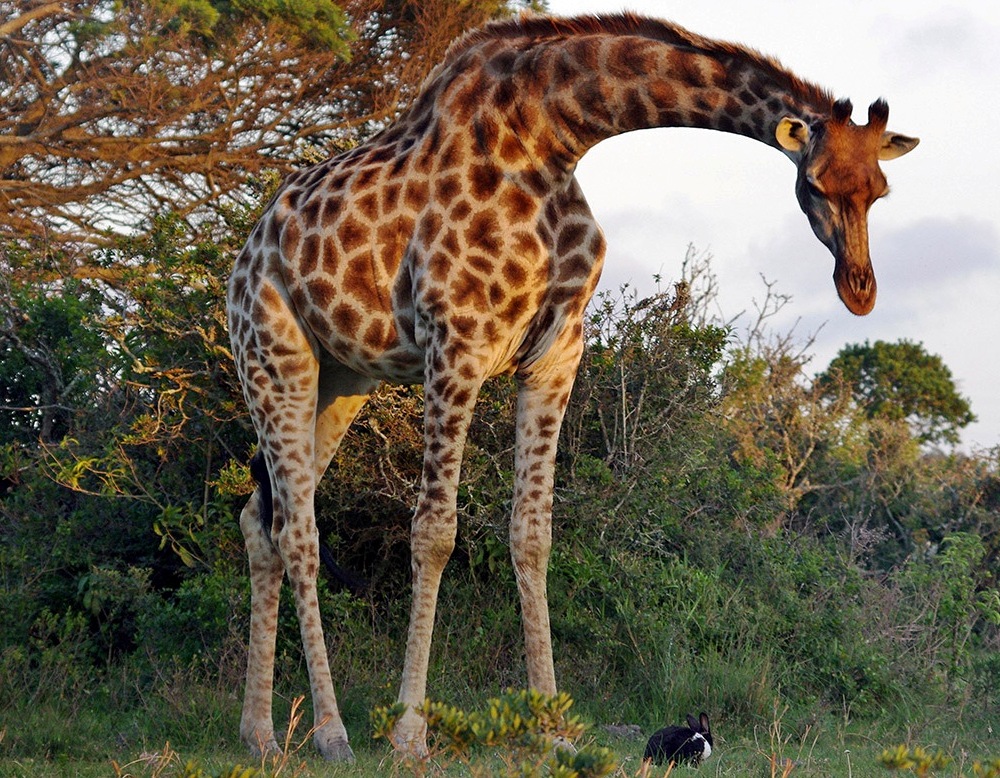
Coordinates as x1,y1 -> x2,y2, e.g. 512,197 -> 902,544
833,259 -> 877,316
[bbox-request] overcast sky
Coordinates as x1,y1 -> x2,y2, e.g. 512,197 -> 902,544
543,0 -> 1000,450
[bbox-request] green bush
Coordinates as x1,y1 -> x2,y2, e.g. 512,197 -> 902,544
2,252 -> 998,769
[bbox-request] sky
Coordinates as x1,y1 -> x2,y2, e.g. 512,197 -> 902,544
544,0 -> 1000,451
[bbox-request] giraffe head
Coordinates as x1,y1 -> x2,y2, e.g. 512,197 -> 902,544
775,98 -> 918,315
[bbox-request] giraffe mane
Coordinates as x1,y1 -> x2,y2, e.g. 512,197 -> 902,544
443,12 -> 836,116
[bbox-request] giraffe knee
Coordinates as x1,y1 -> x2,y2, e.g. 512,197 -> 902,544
511,529 -> 551,575
239,492 -> 269,547
275,527 -> 320,572
411,518 -> 457,571
240,497 -> 282,576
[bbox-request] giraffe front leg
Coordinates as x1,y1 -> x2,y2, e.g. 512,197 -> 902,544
511,358 -> 579,697
239,494 -> 284,757
391,503 -> 458,754
392,357 -> 482,754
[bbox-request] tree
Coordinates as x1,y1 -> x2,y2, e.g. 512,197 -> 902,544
1,0 -> 536,465
1,0 -> 537,255
818,339 -> 974,446
720,345 -> 861,515
0,269 -> 111,446
1,0 -> 342,249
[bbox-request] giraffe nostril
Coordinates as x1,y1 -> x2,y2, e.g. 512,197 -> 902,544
850,267 -> 873,295
834,261 -> 876,315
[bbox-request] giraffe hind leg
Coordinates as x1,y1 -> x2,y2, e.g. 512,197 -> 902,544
235,322 -> 370,761
275,361 -> 375,761
252,397 -> 355,761
249,448 -> 366,594
239,487 -> 284,757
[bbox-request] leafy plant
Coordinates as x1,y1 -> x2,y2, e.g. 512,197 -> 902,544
372,689 -> 616,778
879,745 -> 1000,777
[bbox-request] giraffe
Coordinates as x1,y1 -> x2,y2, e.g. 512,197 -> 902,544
226,13 -> 917,760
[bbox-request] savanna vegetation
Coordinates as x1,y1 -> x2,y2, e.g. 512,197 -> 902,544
1,1 -> 998,776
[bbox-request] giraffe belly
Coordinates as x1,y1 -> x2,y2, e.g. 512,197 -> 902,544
306,306 -> 426,385
289,231 -> 425,383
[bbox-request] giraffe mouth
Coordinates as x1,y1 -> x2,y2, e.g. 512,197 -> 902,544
833,259 -> 877,316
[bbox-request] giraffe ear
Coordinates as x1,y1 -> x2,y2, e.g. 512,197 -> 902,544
776,117 -> 810,153
879,132 -> 919,160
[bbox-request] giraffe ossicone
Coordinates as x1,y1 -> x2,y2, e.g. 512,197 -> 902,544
226,12 -> 917,760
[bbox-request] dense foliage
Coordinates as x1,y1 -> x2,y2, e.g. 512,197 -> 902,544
1,0 -> 998,771
819,339 -> 975,445
2,229 -> 997,763
1,0 -> 536,249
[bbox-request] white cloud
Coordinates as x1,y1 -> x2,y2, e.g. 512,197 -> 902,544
886,8 -> 995,76
881,216 -> 1000,288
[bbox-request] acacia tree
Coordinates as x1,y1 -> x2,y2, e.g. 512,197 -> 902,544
3,0 -> 342,251
818,339 -> 975,446
1,0 -> 536,448
1,0 -> 535,256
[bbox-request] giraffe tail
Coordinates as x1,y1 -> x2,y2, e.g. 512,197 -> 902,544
318,544 -> 369,596
249,450 -> 273,535
247,450 -> 368,596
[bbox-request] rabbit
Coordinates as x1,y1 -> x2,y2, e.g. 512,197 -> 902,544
643,712 -> 713,767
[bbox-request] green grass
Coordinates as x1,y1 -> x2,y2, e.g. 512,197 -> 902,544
2,688 -> 998,778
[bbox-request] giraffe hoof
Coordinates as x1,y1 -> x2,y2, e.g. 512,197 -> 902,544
241,719 -> 282,758
391,712 -> 429,759
551,735 -> 577,755
244,735 -> 282,758
316,734 -> 355,762
391,736 -> 429,760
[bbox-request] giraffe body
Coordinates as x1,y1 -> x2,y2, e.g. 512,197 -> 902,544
226,13 -> 917,759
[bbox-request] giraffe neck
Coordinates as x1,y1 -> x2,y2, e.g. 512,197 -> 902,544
546,38 -> 828,150
440,15 -> 833,179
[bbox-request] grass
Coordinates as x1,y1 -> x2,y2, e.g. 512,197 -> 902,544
2,685 -> 998,778
1,649 -> 997,778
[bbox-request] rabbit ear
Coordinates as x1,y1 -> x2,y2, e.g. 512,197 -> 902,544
686,714 -> 700,731
699,713 -> 711,732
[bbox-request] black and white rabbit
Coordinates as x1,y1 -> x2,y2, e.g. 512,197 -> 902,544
643,712 -> 713,766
